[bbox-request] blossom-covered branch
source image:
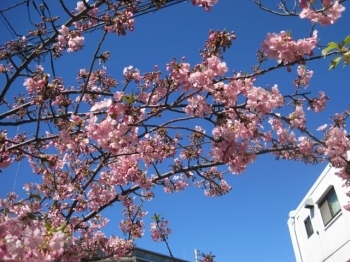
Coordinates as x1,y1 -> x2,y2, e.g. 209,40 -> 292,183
0,0 -> 349,261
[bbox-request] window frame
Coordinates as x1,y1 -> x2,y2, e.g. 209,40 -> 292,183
318,187 -> 341,226
304,216 -> 314,238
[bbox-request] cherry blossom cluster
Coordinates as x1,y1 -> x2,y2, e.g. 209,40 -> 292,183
163,174 -> 190,193
74,0 -> 99,31
0,192 -> 67,261
123,66 -> 141,83
293,65 -> 313,89
119,196 -> 147,240
299,0 -> 345,26
191,0 -> 219,11
23,65 -> 49,96
0,36 -> 26,73
202,29 -> 236,58
103,10 -> 135,36
0,218 -> 66,261
57,25 -> 85,53
194,167 -> 232,196
150,215 -> 171,242
309,91 -> 328,112
246,85 -> 284,114
0,130 -> 10,168
262,30 -> 318,64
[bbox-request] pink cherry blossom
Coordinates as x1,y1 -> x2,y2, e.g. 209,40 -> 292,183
207,55 -> 228,76
262,30 -> 317,64
191,0 -> 219,11
76,0 -> 87,12
299,0 -> 345,26
185,95 -> 212,117
309,91 -> 328,112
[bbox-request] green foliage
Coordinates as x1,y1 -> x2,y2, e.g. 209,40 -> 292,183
321,42 -> 338,56
329,57 -> 342,70
123,92 -> 135,104
151,213 -> 161,222
322,35 -> 350,70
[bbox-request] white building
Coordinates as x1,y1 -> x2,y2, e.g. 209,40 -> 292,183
287,164 -> 350,262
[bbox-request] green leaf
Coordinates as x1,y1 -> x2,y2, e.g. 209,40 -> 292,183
45,221 -> 53,232
329,56 -> 341,70
343,35 -> 350,46
322,42 -> 338,56
122,92 -> 135,104
343,51 -> 350,66
57,222 -> 67,232
151,213 -> 160,222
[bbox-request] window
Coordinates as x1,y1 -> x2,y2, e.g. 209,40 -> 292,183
304,216 -> 314,238
319,187 -> 341,226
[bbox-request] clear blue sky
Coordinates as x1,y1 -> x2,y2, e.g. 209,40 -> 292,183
0,1 -> 349,261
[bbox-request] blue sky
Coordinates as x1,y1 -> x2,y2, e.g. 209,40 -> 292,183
0,1 -> 350,261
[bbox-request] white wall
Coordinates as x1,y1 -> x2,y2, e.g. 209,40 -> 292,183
287,165 -> 350,262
